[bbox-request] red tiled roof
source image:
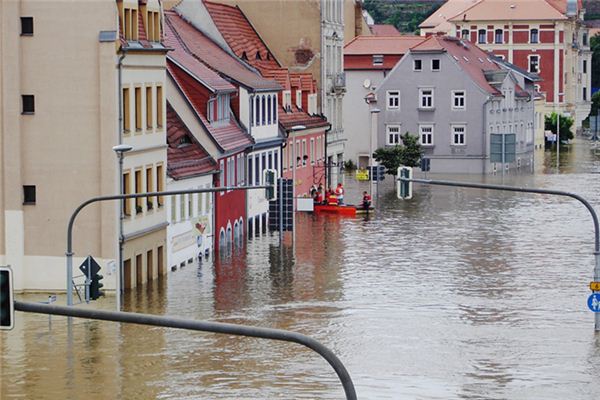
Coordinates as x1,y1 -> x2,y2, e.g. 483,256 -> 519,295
448,0 -> 567,22
167,103 -> 218,180
344,35 -> 426,55
200,2 -> 326,131
165,10 -> 280,91
370,24 -> 401,36
168,60 -> 254,153
203,0 -> 281,72
411,35 -> 501,95
164,19 -> 235,92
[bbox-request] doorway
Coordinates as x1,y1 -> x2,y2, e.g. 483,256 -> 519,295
147,249 -> 153,281
124,259 -> 132,289
136,254 -> 143,287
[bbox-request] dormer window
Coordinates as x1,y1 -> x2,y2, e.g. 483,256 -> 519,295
241,51 -> 248,60
146,10 -> 161,42
255,52 -> 262,60
308,93 -> 317,115
283,91 -> 292,112
178,135 -> 192,147
296,90 -> 302,109
373,55 -> 384,66
122,7 -> 139,41
208,94 -> 230,123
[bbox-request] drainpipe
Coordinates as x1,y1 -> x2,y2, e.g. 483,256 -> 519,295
116,49 -> 127,310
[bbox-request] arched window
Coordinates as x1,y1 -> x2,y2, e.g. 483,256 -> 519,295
261,96 -> 266,125
267,95 -> 272,124
254,96 -> 259,126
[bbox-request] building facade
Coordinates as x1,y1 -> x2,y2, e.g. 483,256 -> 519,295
420,0 -> 592,130
344,35 -> 425,168
375,35 -> 536,174
0,0 -> 168,292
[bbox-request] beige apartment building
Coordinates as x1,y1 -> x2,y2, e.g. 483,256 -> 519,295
0,0 -> 168,293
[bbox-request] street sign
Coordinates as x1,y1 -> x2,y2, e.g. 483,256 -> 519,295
588,293 -> 600,312
591,282 -> 600,291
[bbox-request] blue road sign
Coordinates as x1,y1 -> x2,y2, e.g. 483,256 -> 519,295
587,293 -> 600,312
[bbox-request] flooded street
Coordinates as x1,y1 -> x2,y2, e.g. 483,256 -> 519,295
3,141 -> 600,399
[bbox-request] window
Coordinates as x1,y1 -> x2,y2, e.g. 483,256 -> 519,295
495,54 -> 505,60
23,185 -> 36,205
452,90 -> 465,109
289,142 -> 293,169
296,90 -> 302,109
419,88 -> 434,109
302,140 -> 307,165
310,138 -> 315,165
583,32 -> 588,46
135,87 -> 142,131
386,90 -> 400,109
123,172 -> 131,216
583,87 -> 588,101
21,17 -> 33,35
583,60 -> 587,74
413,59 -> 422,71
219,160 -> 225,194
283,91 -> 292,111
528,55 -> 540,73
248,157 -> 254,185
147,11 -> 160,42
179,194 -> 185,221
146,167 -> 154,210
267,96 -> 272,124
495,29 -> 503,44
272,94 -> 277,121
170,195 -> 176,222
373,54 -> 384,66
146,86 -> 153,129
261,96 -> 266,122
461,29 -> 470,40
22,95 -> 34,114
431,59 -> 440,71
156,86 -> 163,127
156,164 -> 164,206
386,125 -> 401,145
530,29 -> 539,44
122,88 -> 130,131
134,169 -> 142,214
419,125 -> 433,146
478,29 -> 486,44
452,125 -> 466,145
123,8 -> 139,41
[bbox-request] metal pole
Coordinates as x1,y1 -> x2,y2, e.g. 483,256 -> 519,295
400,177 -> 600,331
15,300 -> 357,400
279,177 -> 283,245
66,185 -> 274,306
117,151 -> 124,311
557,113 -> 560,172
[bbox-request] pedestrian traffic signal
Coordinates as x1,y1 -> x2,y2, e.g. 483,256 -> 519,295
0,266 -> 14,330
90,269 -> 104,300
263,169 -> 277,201
369,165 -> 385,181
397,166 -> 413,200
377,165 -> 385,181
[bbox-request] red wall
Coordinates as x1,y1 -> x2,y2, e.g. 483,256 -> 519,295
282,130 -> 326,197
214,152 -> 246,251
513,48 -> 557,100
344,54 -> 403,71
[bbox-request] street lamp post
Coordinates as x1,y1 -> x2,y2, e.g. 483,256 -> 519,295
288,125 -> 306,211
112,144 -> 132,311
370,108 -> 380,198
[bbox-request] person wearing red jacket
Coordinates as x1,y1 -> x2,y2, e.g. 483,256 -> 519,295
362,191 -> 372,210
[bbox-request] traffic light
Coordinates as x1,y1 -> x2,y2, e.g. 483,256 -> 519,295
377,165 -> 385,181
0,266 -> 14,330
263,169 -> 277,201
90,269 -> 104,300
397,166 -> 413,200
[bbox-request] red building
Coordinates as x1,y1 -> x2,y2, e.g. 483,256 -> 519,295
164,15 -> 253,251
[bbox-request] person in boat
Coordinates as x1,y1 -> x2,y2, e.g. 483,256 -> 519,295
314,188 -> 324,204
335,183 -> 345,205
327,188 -> 338,206
362,191 -> 372,210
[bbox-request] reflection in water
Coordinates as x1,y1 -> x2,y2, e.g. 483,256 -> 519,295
3,141 -> 600,399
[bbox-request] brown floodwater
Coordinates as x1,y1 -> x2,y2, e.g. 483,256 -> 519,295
2,140 -> 600,399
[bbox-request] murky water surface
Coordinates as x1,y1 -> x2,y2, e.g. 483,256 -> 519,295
3,141 -> 600,399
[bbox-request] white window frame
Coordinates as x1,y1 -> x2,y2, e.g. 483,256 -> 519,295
528,55 -> 540,73
386,125 -> 401,146
494,29 -> 503,44
419,88 -> 434,109
451,90 -> 466,110
219,159 -> 225,196
373,54 -> 384,66
310,138 -> 315,165
386,90 -> 400,110
419,124 -> 434,146
530,28 -> 539,44
451,124 -> 466,146
413,59 -> 422,71
296,90 -> 302,109
478,29 -> 486,44
431,59 -> 441,71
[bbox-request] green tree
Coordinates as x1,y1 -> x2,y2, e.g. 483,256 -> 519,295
373,133 -> 422,176
545,112 -> 574,143
592,33 -> 600,89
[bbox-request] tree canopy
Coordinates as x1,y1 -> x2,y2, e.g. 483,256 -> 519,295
373,133 -> 422,176
544,112 -> 574,142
